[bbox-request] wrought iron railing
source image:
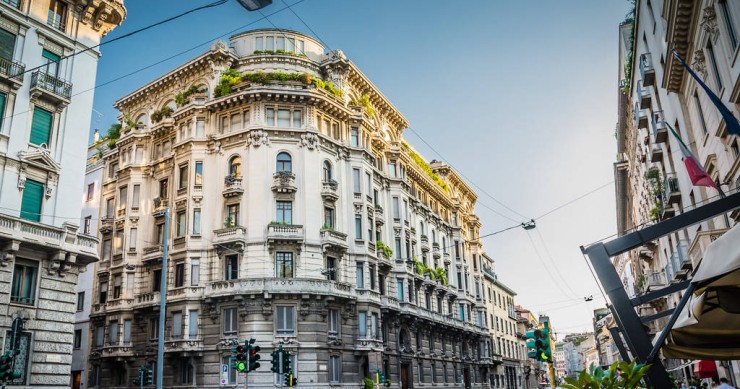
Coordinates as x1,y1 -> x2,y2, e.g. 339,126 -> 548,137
0,56 -> 24,80
31,70 -> 72,99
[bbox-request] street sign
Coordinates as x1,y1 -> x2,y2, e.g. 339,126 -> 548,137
220,364 -> 228,385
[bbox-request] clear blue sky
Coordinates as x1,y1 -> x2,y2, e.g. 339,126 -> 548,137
90,0 -> 632,336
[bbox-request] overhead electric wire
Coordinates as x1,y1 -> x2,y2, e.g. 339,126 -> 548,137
278,0 -> 331,51
524,230 -> 579,299
534,228 -> 580,299
533,181 -> 614,220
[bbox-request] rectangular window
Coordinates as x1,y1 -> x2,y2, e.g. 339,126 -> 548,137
459,303 -> 465,321
176,210 -> 186,237
324,207 -> 334,229
188,309 -> 198,338
276,306 -> 295,336
371,313 -> 379,339
265,108 -> 275,126
277,109 -> 291,127
76,291 -> 85,311
223,308 -> 237,336
358,311 -> 367,338
132,185 -> 140,209
220,116 -> 228,133
118,186 -> 127,209
99,281 -> 108,304
109,320 -> 119,345
292,109 -> 302,128
227,204 -> 239,226
20,179 -> 44,222
397,279 -> 404,301
328,308 -> 339,335
179,164 -> 188,189
366,173 -> 372,195
126,273 -> 134,298
47,0 -> 68,32
389,161 -> 397,177
83,216 -> 92,235
369,264 -> 376,290
352,168 -> 361,193
175,263 -> 185,287
191,259 -> 200,286
225,254 -> 238,280
114,230 -> 123,255
86,183 -> 95,201
128,228 -> 137,251
395,238 -> 402,260
153,269 -> 162,292
113,274 -> 121,299
159,179 -> 169,199
326,256 -> 336,281
123,320 -> 132,344
95,325 -> 105,347
172,312 -> 182,339
30,107 -> 53,146
230,113 -> 240,132
105,198 -> 115,218
194,162 -> 203,185
392,197 -> 400,219
330,356 -> 341,383
150,319 -> 159,340
356,264 -> 364,288
0,30 -> 15,61
350,127 -> 359,147
720,0 -> 738,50
195,119 -> 205,138
11,260 -> 37,305
403,200 -> 409,222
706,41 -> 723,90
243,110 -> 250,126
354,215 -> 362,240
73,329 -> 82,349
276,252 -> 293,278
276,201 -> 292,224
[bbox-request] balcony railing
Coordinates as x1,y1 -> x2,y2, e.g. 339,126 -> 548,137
321,179 -> 339,201
267,223 -> 304,242
320,229 -> 348,250
0,56 -> 24,82
638,80 -> 651,110
271,171 -> 297,193
0,213 -> 98,264
645,271 -> 664,291
662,173 -> 681,205
213,226 -> 246,246
30,70 -> 72,101
223,175 -> 244,197
635,103 -> 648,129
1,0 -> 22,10
206,278 -> 354,300
640,53 -> 655,86
652,110 -> 667,143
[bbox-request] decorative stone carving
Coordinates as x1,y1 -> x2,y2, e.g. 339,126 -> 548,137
45,185 -> 53,199
0,240 -> 20,266
298,132 -> 319,150
394,227 -> 402,237
336,146 -> 349,161
206,135 -> 223,155
17,172 -> 25,190
211,40 -> 229,52
691,49 -> 707,79
701,5 -> 718,39
245,130 -> 270,147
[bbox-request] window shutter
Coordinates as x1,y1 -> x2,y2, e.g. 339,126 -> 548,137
30,108 -> 52,146
21,179 -> 44,222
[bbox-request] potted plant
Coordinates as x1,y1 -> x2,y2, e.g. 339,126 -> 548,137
560,361 -> 652,389
434,267 -> 448,285
224,216 -> 234,228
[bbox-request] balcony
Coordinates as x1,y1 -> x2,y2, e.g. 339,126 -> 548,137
644,271 -> 665,292
321,179 -> 339,201
374,204 -> 384,219
638,81 -> 651,109
662,173 -> 681,205
100,341 -> 135,359
420,235 -> 429,252
688,228 -> 728,265
640,53 -> 655,86
0,214 -> 99,265
213,226 -> 247,249
206,278 -> 354,300
0,56 -> 24,89
652,110 -> 667,143
320,229 -> 348,251
271,171 -> 297,193
223,175 -> 244,198
650,146 -> 663,162
1,0 -> 22,10
380,295 -> 401,311
99,217 -> 114,234
30,71 -> 72,106
638,246 -> 654,262
443,252 -> 451,264
164,338 -> 204,356
666,241 -> 690,281
354,337 -> 383,352
635,105 -> 648,129
152,197 -> 169,216
267,223 -> 304,244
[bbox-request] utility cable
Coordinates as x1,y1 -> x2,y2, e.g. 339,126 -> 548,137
524,230 -> 580,299
278,0 -> 331,51
534,228 -> 580,299
533,181 -> 614,221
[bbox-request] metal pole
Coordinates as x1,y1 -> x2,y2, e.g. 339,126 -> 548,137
548,362 -> 556,389
140,366 -> 144,389
278,347 -> 284,388
156,207 -> 169,389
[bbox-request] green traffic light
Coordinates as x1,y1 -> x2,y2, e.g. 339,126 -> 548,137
236,361 -> 247,372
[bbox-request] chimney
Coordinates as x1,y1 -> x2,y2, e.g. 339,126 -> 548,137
93,129 -> 100,143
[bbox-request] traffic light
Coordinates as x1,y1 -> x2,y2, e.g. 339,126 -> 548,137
284,373 -> 297,386
0,353 -> 12,380
270,349 -> 280,373
248,344 -> 261,372
525,327 -> 550,362
540,321 -> 552,362
143,365 -> 154,385
377,370 -> 385,383
282,350 -> 292,375
234,344 -> 248,372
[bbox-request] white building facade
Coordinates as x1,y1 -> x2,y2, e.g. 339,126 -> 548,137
0,0 -> 124,387
86,29 -> 495,388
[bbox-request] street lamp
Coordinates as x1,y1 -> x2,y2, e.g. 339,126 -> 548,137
236,0 -> 272,11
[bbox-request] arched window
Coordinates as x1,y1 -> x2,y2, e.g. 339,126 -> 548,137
228,156 -> 241,177
135,113 -> 147,126
323,160 -> 332,181
165,100 -> 177,111
276,152 -> 292,172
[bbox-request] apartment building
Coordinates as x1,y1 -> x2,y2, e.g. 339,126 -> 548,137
615,0 -> 740,383
0,0 -> 124,387
85,29 -> 496,388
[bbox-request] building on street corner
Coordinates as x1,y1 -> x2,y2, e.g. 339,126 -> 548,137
84,28 -> 506,388
0,0 -> 124,387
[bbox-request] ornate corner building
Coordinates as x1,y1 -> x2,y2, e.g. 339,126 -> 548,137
86,29 -> 502,388
0,0 -> 125,387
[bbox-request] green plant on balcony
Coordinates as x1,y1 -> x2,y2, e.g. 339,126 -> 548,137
434,267 -> 448,285
401,141 -> 449,192
311,78 -> 343,98
224,216 -> 234,228
375,240 -> 393,259
214,69 -> 243,97
560,360 -> 651,389
350,93 -> 375,116
150,106 -> 174,123
175,85 -> 207,106
105,123 -> 122,149
321,223 -> 334,231
412,257 -> 427,275
649,206 -> 660,222
270,220 -> 290,225
637,274 -> 645,290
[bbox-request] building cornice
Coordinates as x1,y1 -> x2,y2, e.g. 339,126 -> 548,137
344,60 -> 409,131
662,0 -> 700,92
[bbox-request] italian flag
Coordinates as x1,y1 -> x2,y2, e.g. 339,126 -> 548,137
666,122 -> 717,189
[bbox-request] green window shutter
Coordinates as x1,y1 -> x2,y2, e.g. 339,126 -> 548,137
21,179 -> 44,222
0,93 -> 6,130
30,108 -> 52,146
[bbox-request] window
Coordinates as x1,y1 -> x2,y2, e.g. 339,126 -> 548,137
112,275 -> 121,299
719,0 -> 738,50
153,269 -> 162,292
366,173 -> 372,195
329,356 -> 341,383
276,201 -> 292,224
369,264 -> 376,290
226,204 -> 239,227
172,312 -> 182,339
265,107 -> 301,128
371,313 -> 379,339
223,308 -> 238,336
193,161 -> 203,186
356,264 -> 364,288
128,228 -> 137,251
221,356 -> 237,384
242,110 -> 250,126
20,179 -> 44,222
175,262 -> 185,287
11,260 -> 37,305
228,155 -> 241,177
230,113 -> 240,132
352,168 -> 361,194
225,254 -> 238,280
418,361 -> 424,383
358,311 -> 367,338
188,309 -> 198,338
276,152 -> 292,172
325,256 -> 337,281
276,306 -> 295,336
395,238 -> 402,260
178,164 -> 188,189
389,161 -> 397,177
123,320 -> 132,344
191,208 -> 201,235
86,183 -> 95,201
83,216 -> 92,234
191,259 -> 200,286
392,197 -> 400,219
105,198 -> 115,219
159,178 -> 169,199
195,119 -> 205,138
265,107 -> 275,126
95,325 -> 105,347
323,160 -> 332,181
277,109 -> 290,127
324,207 -> 334,229
276,252 -> 293,278
132,185 -> 140,209
176,210 -> 186,237
73,329 -> 82,349
150,319 -> 159,340
47,0 -> 68,32
0,29 -> 15,61
706,41 -> 723,90
109,320 -> 119,345
76,291 -> 85,311
220,116 -> 228,133
328,309 -> 339,336
354,215 -> 362,239
397,279 -> 404,301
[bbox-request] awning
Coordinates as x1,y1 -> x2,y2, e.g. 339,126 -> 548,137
662,224 -> 740,359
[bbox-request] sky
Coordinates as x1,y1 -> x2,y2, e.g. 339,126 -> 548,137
89,0 -> 632,336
